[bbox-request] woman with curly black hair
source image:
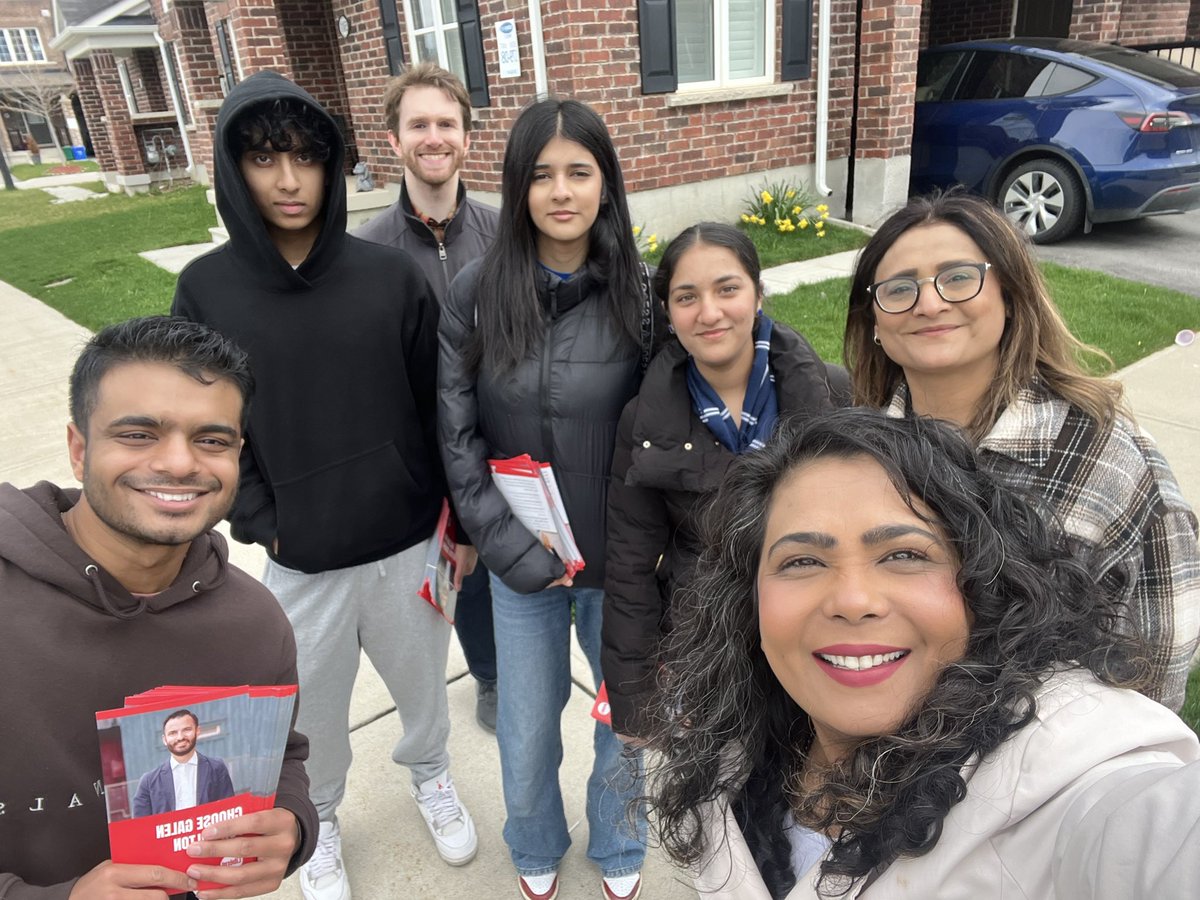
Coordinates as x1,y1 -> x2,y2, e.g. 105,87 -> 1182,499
644,407 -> 1200,899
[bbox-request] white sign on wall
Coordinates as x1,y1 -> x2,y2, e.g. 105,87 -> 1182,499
497,19 -> 521,79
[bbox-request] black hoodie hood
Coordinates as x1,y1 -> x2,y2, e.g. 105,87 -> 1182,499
213,71 -> 347,289
0,481 -> 231,619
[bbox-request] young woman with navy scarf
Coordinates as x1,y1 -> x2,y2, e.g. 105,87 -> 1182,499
601,223 -> 849,743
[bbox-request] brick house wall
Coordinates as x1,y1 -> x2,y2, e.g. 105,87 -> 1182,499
130,47 -> 169,113
922,0 -> 1013,49
91,50 -> 149,175
380,0 -> 864,201
152,0 -> 925,227
1069,0 -> 1122,42
1114,0 -> 1191,43
154,0 -> 224,182
71,56 -> 113,168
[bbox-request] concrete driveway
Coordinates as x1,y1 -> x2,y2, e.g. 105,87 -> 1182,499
1035,211 -> 1200,298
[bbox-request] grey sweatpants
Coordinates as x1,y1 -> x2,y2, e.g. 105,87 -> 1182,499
263,540 -> 452,822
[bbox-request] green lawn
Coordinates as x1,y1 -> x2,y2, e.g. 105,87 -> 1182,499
1185,667 -> 1200,734
0,184 -> 214,330
10,159 -> 100,180
767,266 -> 1200,372
744,220 -> 868,267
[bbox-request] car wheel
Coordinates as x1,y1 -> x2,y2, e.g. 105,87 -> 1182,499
997,159 -> 1084,244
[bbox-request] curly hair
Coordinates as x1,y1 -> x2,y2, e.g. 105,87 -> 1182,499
642,407 -> 1148,898
843,189 -> 1123,443
230,96 -> 335,164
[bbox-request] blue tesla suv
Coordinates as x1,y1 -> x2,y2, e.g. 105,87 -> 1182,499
911,38 -> 1200,243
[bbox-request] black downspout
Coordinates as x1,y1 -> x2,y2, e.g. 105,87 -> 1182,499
0,141 -> 14,190
845,0 -> 865,220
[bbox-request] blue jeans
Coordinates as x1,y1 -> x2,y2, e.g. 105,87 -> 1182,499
490,574 -> 646,878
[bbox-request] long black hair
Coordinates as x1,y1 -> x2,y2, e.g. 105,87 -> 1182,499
472,98 -> 642,373
644,407 -> 1148,898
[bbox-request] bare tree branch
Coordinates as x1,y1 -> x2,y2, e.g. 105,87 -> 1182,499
0,64 -> 73,158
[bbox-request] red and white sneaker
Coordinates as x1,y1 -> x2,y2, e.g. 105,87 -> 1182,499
518,871 -> 559,900
602,872 -> 642,900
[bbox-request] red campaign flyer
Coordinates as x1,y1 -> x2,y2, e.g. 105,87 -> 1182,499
418,498 -> 459,623
95,685 -> 295,890
591,681 -> 612,726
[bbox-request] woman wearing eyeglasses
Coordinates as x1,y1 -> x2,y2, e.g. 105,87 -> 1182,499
844,189 -> 1199,711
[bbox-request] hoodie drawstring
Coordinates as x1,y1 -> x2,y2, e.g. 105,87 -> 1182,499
83,563 -> 148,620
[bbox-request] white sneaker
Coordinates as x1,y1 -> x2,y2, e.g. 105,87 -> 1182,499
412,769 -> 478,865
300,819 -> 351,900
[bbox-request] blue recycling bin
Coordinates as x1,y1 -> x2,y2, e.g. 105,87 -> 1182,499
71,146 -> 87,161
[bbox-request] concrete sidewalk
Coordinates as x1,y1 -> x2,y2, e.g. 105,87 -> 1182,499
12,170 -> 105,190
2,250 -> 1197,899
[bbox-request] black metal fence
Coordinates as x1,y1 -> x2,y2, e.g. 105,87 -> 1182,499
1125,40 -> 1200,72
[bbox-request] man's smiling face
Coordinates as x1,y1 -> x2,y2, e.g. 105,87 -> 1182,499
67,361 -> 242,548
389,84 -> 469,190
162,713 -> 198,760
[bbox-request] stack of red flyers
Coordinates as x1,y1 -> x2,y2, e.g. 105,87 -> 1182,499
418,498 -> 459,623
488,454 -> 586,577
95,684 -> 296,889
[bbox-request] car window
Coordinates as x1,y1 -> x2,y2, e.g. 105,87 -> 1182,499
916,51 -> 966,102
957,51 -> 1055,100
1036,62 -> 1097,96
1077,45 -> 1200,89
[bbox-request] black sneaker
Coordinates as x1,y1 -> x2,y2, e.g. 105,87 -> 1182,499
475,680 -> 497,733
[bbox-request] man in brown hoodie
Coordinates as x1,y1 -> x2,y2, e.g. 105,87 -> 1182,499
0,316 -> 316,899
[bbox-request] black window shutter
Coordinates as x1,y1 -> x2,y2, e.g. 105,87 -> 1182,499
781,0 -> 813,81
379,0 -> 404,77
455,0 -> 490,107
638,0 -> 676,94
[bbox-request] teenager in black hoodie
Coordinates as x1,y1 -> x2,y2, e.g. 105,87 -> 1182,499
172,72 -> 476,899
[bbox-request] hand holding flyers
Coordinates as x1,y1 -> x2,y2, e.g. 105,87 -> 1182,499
488,455 -> 586,577
95,684 -> 297,892
181,806 -> 300,899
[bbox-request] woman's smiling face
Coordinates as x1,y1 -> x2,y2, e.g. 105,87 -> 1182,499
871,221 -> 1008,389
756,454 -> 971,762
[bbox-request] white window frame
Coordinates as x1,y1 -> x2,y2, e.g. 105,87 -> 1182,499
22,28 -> 47,62
401,0 -> 467,84
1,28 -> 50,65
675,0 -> 776,91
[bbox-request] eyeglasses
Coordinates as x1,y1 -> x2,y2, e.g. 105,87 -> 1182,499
868,262 -> 992,314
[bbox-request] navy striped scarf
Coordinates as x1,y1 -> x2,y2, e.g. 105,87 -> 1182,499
686,314 -> 779,453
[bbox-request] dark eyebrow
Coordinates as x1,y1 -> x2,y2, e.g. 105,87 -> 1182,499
670,273 -> 744,295
861,524 -> 942,546
106,415 -> 161,430
766,531 -> 836,556
533,161 -> 594,170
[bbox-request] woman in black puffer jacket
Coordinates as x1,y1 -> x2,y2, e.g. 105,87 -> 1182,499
602,223 -> 849,741
437,98 -> 652,900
